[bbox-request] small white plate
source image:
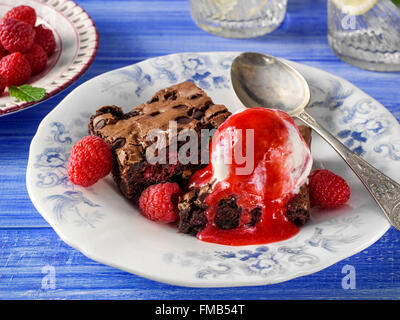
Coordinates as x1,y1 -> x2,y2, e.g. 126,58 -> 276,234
0,0 -> 98,116
26,52 -> 400,287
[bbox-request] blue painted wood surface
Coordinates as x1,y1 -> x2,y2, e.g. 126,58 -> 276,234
0,0 -> 399,299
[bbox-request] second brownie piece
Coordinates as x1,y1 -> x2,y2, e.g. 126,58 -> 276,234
88,81 -> 231,202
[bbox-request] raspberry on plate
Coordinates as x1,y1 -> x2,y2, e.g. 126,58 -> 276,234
0,18 -> 35,53
139,182 -> 184,223
67,135 -> 113,187
24,43 -> 48,75
308,169 -> 351,209
0,52 -> 32,86
3,5 -> 37,27
34,24 -> 56,57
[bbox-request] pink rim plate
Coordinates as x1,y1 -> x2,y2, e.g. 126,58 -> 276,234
0,0 -> 99,116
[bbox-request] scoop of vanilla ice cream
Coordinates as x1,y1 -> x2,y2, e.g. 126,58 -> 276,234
208,109 -> 312,200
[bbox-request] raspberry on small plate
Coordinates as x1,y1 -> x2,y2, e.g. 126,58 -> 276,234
0,18 -> 35,53
34,24 -> 56,57
3,5 -> 37,26
0,52 -> 31,86
24,43 -> 48,75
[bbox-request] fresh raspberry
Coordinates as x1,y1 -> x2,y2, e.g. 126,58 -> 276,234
34,24 -> 56,56
67,135 -> 113,187
24,43 -> 47,74
308,169 -> 351,209
139,182 -> 183,223
0,18 -> 35,53
3,5 -> 37,26
0,52 -> 32,86
0,74 -> 6,96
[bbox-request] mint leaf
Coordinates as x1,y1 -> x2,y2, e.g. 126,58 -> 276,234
9,85 -> 46,103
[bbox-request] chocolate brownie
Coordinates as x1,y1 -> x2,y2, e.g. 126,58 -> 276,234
88,81 -> 231,201
177,125 -> 312,235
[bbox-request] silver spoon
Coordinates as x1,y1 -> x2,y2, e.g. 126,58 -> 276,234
231,52 -> 400,231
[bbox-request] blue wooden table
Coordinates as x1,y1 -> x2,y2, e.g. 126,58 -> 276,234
0,0 -> 399,300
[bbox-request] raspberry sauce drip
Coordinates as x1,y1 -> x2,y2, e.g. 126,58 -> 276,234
189,108 -> 312,246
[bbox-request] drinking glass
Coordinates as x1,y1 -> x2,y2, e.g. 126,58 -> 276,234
328,0 -> 400,71
190,0 -> 287,38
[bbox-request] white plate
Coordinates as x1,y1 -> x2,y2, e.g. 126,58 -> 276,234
26,52 -> 400,287
0,0 -> 98,116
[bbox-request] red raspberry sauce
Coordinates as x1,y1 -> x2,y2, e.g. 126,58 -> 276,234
189,108 -> 311,246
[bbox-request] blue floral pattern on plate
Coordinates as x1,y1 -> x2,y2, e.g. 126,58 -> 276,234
164,216 -> 362,281
26,52 -> 400,287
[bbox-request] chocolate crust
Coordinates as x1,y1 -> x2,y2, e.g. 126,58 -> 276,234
88,81 -> 231,201
286,184 -> 310,226
177,124 -> 312,234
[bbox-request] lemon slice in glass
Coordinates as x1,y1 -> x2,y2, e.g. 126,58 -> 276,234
331,0 -> 378,15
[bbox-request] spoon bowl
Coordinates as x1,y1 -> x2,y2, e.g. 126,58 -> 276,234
230,52 -> 400,231
231,52 -> 309,115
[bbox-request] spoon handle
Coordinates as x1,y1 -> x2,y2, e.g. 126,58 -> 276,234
297,110 -> 400,231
